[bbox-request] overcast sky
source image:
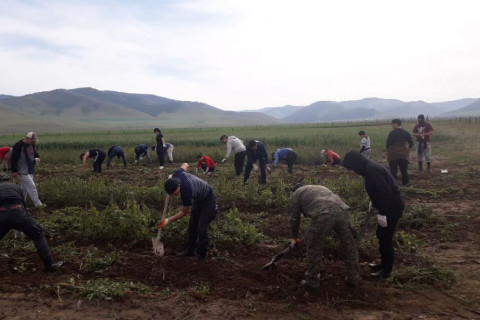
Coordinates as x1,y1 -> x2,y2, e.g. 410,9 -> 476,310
1,0 -> 479,111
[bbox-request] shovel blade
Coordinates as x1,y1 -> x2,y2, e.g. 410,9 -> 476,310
152,230 -> 165,256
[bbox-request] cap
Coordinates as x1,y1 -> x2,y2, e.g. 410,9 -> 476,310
164,178 -> 181,194
417,114 -> 425,120
321,149 -> 325,156
26,132 -> 38,140
390,119 -> 402,125
0,172 -> 11,182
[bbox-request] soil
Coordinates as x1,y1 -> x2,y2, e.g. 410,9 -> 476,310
1,158 -> 480,320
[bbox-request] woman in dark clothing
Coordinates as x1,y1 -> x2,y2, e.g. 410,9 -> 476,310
154,128 -> 166,170
80,149 -> 107,173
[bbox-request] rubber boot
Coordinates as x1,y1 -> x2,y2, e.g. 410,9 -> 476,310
427,162 -> 431,172
34,236 -> 63,272
418,161 -> 423,171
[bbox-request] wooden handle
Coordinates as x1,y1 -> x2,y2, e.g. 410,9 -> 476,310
160,195 -> 170,220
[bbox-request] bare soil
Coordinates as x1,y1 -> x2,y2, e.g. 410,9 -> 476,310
1,158 -> 480,320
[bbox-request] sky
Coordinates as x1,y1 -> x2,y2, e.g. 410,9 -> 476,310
1,0 -> 479,111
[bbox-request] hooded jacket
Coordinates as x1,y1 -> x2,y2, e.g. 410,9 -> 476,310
343,151 -> 404,216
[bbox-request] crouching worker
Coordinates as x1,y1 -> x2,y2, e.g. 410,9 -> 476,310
271,148 -> 297,173
134,144 -> 153,164
0,173 -> 63,272
195,153 -> 216,175
289,183 -> 359,288
157,163 -> 218,261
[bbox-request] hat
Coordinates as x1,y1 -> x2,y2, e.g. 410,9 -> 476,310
26,132 -> 38,140
164,178 -> 181,194
0,172 -> 11,182
390,119 -> 402,125
321,149 -> 325,156
417,114 -> 425,120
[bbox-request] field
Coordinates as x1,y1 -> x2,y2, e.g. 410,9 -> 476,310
1,119 -> 480,319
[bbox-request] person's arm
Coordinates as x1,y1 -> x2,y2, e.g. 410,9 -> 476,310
158,206 -> 190,228
407,132 -> 414,149
412,125 -> 420,138
225,140 -> 233,159
288,193 -> 302,239
425,124 -> 434,137
260,144 -> 269,164
273,150 -> 279,166
10,143 -> 22,175
365,170 -> 394,214
82,152 -> 90,170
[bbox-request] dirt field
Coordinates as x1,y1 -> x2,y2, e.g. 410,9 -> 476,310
1,157 -> 480,320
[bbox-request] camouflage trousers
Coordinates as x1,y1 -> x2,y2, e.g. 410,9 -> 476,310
305,207 -> 359,285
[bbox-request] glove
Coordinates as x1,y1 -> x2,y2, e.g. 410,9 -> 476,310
221,158 -> 227,163
290,238 -> 299,249
163,144 -> 166,148
377,214 -> 387,228
156,218 -> 169,229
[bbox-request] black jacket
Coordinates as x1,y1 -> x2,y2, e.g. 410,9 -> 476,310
0,182 -> 26,207
10,140 -> 39,175
343,150 -> 404,216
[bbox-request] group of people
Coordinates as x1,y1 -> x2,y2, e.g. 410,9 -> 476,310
1,116 -> 434,288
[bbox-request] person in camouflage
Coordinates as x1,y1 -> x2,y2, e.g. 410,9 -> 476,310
289,184 -> 359,288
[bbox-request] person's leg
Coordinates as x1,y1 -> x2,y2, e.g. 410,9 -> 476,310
234,151 -> 245,176
120,151 -> 127,167
145,150 -> 152,163
200,162 -> 207,172
417,142 -> 424,171
185,205 -> 201,253
333,210 -> 359,286
134,148 -> 142,162
97,152 -> 106,173
208,166 -> 215,173
286,151 -> 297,173
243,157 -> 253,183
156,147 -> 164,167
364,149 -> 371,159
259,158 -> 267,184
375,212 -> 401,276
196,195 -> 217,259
389,160 -> 398,180
19,174 -> 42,206
398,159 -> 409,186
425,142 -> 432,172
167,146 -> 174,163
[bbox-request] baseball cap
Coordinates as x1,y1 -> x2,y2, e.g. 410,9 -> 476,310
26,132 -> 38,141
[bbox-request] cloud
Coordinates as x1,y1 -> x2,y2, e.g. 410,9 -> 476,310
0,0 -> 479,110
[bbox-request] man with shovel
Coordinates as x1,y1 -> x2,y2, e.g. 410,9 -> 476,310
288,183 -> 359,288
157,163 -> 217,261
343,150 -> 404,279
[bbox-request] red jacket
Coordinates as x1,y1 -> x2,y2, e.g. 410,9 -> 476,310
0,146 -> 10,159
325,150 -> 341,165
196,156 -> 216,170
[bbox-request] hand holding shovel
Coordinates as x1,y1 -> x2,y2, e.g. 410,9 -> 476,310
152,194 -> 170,256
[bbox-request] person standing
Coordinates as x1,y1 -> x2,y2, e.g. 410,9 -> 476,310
413,114 -> 434,172
358,130 -> 371,159
195,153 -> 216,175
343,150 -> 405,279
289,183 -> 359,288
10,132 -> 43,207
244,140 -> 271,184
321,149 -> 341,166
157,163 -> 218,260
271,148 -> 297,173
154,128 -> 166,170
386,119 -> 414,186
80,149 -> 107,173
106,146 -> 127,168
0,172 -> 63,272
0,146 -> 12,171
220,135 -> 246,176
134,144 -> 153,164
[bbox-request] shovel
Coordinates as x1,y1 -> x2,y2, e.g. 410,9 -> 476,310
355,208 -> 377,247
262,244 -> 295,270
152,194 -> 170,256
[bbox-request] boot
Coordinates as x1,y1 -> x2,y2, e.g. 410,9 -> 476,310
418,161 -> 423,171
370,269 -> 391,279
427,162 -> 431,172
369,263 -> 383,272
45,261 -> 64,273
176,249 -> 197,257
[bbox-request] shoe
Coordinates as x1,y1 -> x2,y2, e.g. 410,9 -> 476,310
176,250 -> 197,257
159,166 -> 164,170
300,279 -> 320,289
45,261 -> 64,273
369,263 -> 383,272
370,269 -> 390,279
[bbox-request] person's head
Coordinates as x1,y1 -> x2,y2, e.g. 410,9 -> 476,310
24,132 -> 38,145
417,114 -> 426,124
164,178 -> 181,196
0,172 -> 12,183
154,128 -> 161,135
79,153 -> 85,160
196,153 -> 204,160
358,130 -> 366,136
321,149 -> 326,157
342,150 -> 368,176
390,118 -> 402,129
291,183 -> 306,192
247,140 -> 257,150
220,135 -> 228,144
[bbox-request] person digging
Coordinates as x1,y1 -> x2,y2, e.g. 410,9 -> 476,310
0,172 -> 63,273
157,163 -> 218,261
288,183 -> 359,288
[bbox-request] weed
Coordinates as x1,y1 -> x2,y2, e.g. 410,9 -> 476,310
389,261 -> 456,289
394,231 -> 424,255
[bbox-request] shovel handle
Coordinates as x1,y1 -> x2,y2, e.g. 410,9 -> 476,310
160,195 -> 170,220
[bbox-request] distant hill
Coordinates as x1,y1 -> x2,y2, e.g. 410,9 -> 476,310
0,88 -> 280,133
443,98 -> 480,116
254,105 -> 302,119
255,97 -> 478,123
0,94 -> 14,100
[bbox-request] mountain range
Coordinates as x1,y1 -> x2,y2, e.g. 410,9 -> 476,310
0,88 -> 478,133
